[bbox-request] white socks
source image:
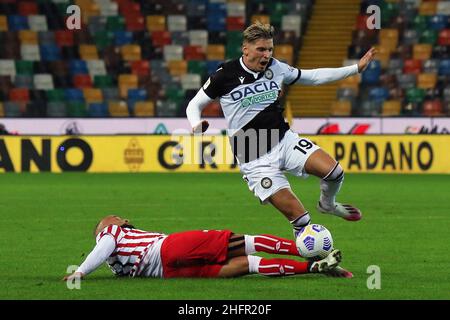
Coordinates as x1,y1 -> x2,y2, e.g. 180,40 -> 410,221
290,212 -> 311,237
247,255 -> 262,273
244,235 -> 256,255
320,162 -> 344,210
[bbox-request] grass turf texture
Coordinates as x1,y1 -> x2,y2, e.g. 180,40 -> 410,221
0,173 -> 449,300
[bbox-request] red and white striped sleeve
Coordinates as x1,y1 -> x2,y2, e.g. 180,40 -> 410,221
96,225 -> 122,244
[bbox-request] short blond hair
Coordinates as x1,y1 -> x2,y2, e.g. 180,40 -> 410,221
243,22 -> 274,44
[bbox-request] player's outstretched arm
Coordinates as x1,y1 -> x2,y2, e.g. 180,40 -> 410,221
296,47 -> 377,85
62,234 -> 115,281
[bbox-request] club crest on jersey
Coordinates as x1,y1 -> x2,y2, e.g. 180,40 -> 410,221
264,68 -> 273,79
261,177 -> 272,189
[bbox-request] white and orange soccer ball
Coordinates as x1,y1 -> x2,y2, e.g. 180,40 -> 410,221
295,224 -> 334,258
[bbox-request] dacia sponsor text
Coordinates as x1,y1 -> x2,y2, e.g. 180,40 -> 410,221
230,81 -> 280,106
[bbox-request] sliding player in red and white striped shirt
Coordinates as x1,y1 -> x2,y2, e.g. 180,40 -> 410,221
63,215 -> 351,282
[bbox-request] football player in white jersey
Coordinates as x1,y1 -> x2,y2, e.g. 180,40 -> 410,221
186,22 -> 375,277
63,215 -> 351,282
186,22 -> 376,234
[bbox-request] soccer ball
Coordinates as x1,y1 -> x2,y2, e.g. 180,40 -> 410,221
295,224 -> 334,258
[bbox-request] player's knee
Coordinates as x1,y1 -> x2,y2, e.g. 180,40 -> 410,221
235,256 -> 250,276
323,162 -> 344,183
240,256 -> 249,268
218,256 -> 249,278
230,256 -> 249,271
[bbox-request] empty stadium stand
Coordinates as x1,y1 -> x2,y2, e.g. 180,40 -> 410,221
0,0 -> 311,118
1,0 -> 447,118
333,0 -> 450,116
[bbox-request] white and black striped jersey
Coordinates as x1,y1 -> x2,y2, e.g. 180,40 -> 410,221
188,56 -> 359,163
202,57 -> 300,162
203,57 -> 299,136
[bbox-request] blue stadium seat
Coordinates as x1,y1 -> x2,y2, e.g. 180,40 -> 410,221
438,59 -> 450,76
88,102 -> 109,117
428,15 -> 447,31
361,61 -> 381,85
64,88 -> 84,101
369,87 -> 390,101
187,0 -> 207,18
127,88 -> 148,112
39,44 -> 61,61
114,31 -> 133,46
207,19 -> 226,32
69,60 -> 88,75
207,2 -> 227,14
8,15 -> 29,31
128,88 -> 147,101
206,3 -> 226,31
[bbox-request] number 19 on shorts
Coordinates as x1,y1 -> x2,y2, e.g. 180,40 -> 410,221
294,139 -> 313,154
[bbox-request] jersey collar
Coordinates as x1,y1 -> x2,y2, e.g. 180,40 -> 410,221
239,56 -> 260,79
239,57 -> 274,79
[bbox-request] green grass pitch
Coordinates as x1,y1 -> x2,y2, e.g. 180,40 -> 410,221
0,173 -> 449,300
